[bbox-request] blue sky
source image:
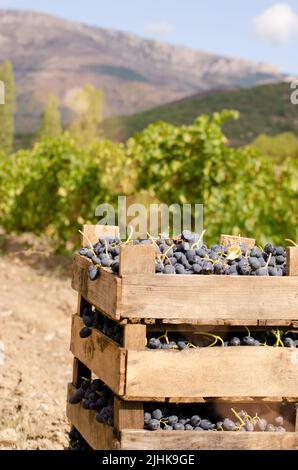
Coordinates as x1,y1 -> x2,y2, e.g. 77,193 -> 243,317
1,0 -> 297,73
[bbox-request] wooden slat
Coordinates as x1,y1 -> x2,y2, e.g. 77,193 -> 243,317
66,384 -> 117,450
82,224 -> 120,247
161,319 -> 297,326
287,247 -> 298,276
125,348 -> 298,398
76,294 -> 91,317
119,245 -> 155,275
70,315 -> 126,395
72,254 -> 121,320
121,275 -> 298,320
148,323 -> 298,332
120,429 -> 298,450
72,357 -> 91,387
114,397 -> 144,432
123,324 -> 147,349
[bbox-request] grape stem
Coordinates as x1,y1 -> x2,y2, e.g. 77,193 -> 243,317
191,229 -> 206,250
231,408 -> 245,426
104,240 -> 109,257
124,225 -> 134,244
78,229 -> 96,256
195,331 -> 224,347
271,329 -> 284,347
244,326 -> 251,337
157,330 -> 170,344
161,244 -> 175,262
265,253 -> 272,269
285,238 -> 298,247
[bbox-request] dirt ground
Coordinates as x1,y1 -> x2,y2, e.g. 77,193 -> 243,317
0,232 -> 77,449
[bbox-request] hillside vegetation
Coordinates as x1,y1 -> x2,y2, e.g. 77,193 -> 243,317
101,82 -> 297,146
0,111 -> 297,249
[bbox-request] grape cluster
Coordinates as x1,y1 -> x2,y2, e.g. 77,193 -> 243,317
144,406 -> 288,432
147,329 -> 298,349
69,378 -> 114,426
79,305 -> 123,345
78,231 -> 287,279
68,428 -> 91,450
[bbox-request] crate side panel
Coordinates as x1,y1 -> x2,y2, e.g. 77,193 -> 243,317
120,430 -> 298,450
125,348 -> 298,398
66,384 -> 117,450
121,275 -> 298,320
72,255 -> 121,320
70,315 -> 126,395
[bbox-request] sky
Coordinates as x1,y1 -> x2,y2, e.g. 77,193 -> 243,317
0,0 -> 297,74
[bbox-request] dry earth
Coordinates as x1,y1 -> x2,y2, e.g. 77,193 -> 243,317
0,232 -> 77,449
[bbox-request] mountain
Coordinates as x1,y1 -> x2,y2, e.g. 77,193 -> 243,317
0,9 -> 286,133
100,82 -> 298,146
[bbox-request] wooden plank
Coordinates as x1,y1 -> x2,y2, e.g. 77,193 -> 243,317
123,324 -> 147,349
160,319 -> 297,326
76,294 -> 91,317
125,348 -> 298,398
70,315 -> 126,395
121,275 -> 298,320
119,244 -> 155,275
120,430 -> 298,450
148,324 -> 298,332
66,384 -> 117,450
82,224 -> 120,247
72,357 -> 91,387
72,254 -> 121,320
220,234 -> 255,248
287,247 -> 298,276
114,397 -> 144,432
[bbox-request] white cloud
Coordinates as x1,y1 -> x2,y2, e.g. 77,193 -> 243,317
145,21 -> 173,36
253,3 -> 298,44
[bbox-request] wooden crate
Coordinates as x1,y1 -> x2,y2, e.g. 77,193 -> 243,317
66,384 -> 298,450
72,225 -> 298,324
70,312 -> 298,400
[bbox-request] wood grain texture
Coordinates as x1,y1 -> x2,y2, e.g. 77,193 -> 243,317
220,234 -> 255,248
66,384 -> 117,450
120,430 -> 298,450
287,247 -> 298,276
119,244 -> 155,275
160,319 -> 297,326
125,348 -> 298,398
72,357 -> 91,387
72,254 -> 121,320
121,275 -> 298,320
114,397 -> 144,431
70,315 -> 126,395
82,224 -> 120,247
123,324 -> 147,349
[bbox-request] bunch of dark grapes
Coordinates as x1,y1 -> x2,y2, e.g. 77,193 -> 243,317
78,231 -> 287,279
69,378 -> 114,426
68,428 -> 92,450
147,329 -> 298,349
79,305 -> 123,345
144,406 -> 287,432
79,236 -> 121,280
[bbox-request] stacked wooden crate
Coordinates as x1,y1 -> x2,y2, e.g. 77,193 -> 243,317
66,225 -> 298,450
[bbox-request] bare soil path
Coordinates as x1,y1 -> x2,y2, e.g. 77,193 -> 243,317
0,233 -> 77,449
